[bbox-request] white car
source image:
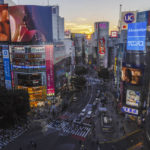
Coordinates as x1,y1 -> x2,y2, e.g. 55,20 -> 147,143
72,97 -> 77,102
79,108 -> 86,117
86,111 -> 92,118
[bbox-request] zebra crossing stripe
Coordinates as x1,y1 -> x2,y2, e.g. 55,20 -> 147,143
84,128 -> 90,137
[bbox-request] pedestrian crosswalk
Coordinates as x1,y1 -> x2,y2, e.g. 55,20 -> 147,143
47,120 -> 91,140
0,126 -> 29,149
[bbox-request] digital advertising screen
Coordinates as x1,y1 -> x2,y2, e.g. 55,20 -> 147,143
99,38 -> 105,54
45,45 -> 55,96
122,67 -> 142,85
126,89 -> 140,107
127,22 -> 147,51
0,4 -> 10,41
9,5 -> 53,43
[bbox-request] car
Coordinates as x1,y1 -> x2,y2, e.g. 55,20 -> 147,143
72,96 -> 77,102
101,113 -> 113,132
96,93 -> 100,98
86,111 -> 92,118
95,98 -> 100,102
86,104 -> 93,110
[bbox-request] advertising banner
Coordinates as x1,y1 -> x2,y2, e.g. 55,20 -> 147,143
121,11 -> 137,30
45,45 -> 55,96
9,5 -> 52,43
126,89 -> 140,107
2,45 -> 12,89
99,38 -> 105,54
122,67 -> 142,85
127,22 -> 147,51
0,4 -> 10,41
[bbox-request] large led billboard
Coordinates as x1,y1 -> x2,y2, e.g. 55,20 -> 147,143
126,89 -> 140,107
0,4 -> 10,41
9,5 -> 53,43
127,22 -> 147,51
122,67 -> 142,85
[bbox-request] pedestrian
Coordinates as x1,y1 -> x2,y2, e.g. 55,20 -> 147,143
33,142 -> 37,150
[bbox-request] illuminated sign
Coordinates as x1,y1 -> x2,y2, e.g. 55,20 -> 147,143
99,23 -> 107,29
2,45 -> 12,89
121,11 -> 137,30
12,65 -> 46,69
111,31 -> 118,38
99,38 -> 105,54
121,106 -> 138,115
127,22 -> 147,51
124,13 -> 135,24
45,45 -> 55,96
126,90 -> 140,107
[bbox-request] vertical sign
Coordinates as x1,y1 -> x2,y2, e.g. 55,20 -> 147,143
2,45 -> 12,89
45,45 -> 55,96
99,38 -> 105,54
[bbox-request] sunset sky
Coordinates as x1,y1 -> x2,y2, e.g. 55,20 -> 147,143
13,0 -> 150,34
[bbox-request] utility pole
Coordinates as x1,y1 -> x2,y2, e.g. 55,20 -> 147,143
119,4 -> 122,33
47,0 -> 49,6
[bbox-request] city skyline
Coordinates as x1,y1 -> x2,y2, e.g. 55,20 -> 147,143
13,0 -> 150,34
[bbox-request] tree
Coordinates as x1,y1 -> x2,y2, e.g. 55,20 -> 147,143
98,68 -> 109,80
0,88 -> 30,128
75,66 -> 88,76
71,75 -> 86,89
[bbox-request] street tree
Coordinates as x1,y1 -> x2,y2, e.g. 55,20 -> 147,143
75,66 -> 88,76
0,88 -> 30,128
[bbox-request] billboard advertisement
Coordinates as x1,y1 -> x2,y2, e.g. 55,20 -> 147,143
2,45 -> 12,89
9,5 -> 52,43
45,45 -> 55,96
126,89 -> 141,107
0,4 -> 10,41
121,11 -> 137,30
122,67 -> 142,85
99,38 -> 105,54
127,22 -> 147,51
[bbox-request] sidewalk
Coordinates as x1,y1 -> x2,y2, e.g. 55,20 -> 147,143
123,119 -> 139,134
